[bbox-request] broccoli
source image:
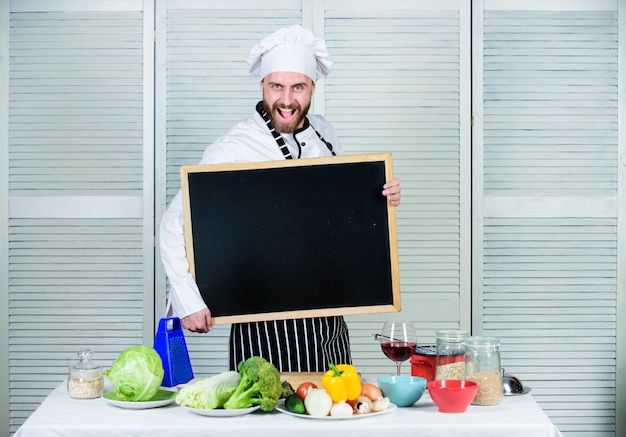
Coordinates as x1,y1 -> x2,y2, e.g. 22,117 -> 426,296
280,379 -> 295,399
223,356 -> 283,412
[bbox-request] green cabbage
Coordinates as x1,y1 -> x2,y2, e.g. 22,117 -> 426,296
105,345 -> 164,401
176,371 -> 241,409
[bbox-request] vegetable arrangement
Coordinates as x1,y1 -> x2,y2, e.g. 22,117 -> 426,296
284,364 -> 391,417
104,348 -> 390,417
175,357 -> 391,417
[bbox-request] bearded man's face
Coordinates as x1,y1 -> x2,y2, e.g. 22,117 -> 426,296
261,71 -> 315,133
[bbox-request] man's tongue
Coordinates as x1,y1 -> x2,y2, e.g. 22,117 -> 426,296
277,107 -> 296,121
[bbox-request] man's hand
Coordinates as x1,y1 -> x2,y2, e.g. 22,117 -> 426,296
383,178 -> 401,206
181,308 -> 213,333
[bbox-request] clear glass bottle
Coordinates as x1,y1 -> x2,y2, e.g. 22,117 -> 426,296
435,330 -> 469,380
67,349 -> 104,399
464,336 -> 502,405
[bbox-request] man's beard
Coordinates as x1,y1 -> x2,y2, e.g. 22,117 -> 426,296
263,100 -> 310,134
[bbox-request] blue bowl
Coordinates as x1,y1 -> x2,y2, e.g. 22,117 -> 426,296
377,375 -> 427,407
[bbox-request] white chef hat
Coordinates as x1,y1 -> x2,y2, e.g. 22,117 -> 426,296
246,24 -> 333,82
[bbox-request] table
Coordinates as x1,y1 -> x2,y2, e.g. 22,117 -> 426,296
14,381 -> 564,437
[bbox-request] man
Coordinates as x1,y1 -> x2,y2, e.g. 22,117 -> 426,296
159,24 -> 401,372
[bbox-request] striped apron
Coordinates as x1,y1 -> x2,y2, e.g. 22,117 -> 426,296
229,316 -> 352,372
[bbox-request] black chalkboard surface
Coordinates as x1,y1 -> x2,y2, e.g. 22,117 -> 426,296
181,153 -> 400,324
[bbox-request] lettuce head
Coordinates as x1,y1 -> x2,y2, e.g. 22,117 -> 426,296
105,345 -> 164,401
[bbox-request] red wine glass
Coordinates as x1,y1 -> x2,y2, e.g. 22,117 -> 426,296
379,321 -> 417,376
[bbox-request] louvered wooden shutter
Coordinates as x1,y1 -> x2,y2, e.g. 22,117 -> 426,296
474,1 -> 619,435
6,1 -> 151,433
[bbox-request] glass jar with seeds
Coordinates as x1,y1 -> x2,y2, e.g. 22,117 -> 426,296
464,336 -> 502,405
435,330 -> 469,380
67,349 -> 104,399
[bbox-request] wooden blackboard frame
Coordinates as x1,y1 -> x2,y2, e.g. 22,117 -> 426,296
181,153 -> 400,324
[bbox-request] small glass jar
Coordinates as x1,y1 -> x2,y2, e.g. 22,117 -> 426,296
67,349 -> 104,399
435,330 -> 469,380
464,336 -> 502,405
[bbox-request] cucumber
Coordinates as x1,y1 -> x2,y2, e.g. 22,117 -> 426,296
285,394 -> 306,414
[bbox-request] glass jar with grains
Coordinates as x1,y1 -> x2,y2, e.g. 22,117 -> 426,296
435,330 -> 469,380
67,349 -> 104,399
464,336 -> 503,405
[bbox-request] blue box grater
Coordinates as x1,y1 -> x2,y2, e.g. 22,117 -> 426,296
153,317 -> 194,387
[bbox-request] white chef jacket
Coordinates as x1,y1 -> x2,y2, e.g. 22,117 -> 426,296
159,106 -> 344,320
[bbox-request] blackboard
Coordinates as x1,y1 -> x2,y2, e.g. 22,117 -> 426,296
181,153 -> 400,324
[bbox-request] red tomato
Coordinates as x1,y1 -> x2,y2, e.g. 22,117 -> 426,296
296,382 -> 317,401
360,383 -> 383,401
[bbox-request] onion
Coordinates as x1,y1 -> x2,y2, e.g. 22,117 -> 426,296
304,389 -> 333,417
360,383 -> 382,401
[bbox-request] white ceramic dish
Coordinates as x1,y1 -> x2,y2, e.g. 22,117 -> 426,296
182,405 -> 261,417
103,389 -> 177,409
275,400 -> 397,420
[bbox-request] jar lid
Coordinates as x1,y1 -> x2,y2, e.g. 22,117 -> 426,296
70,349 -> 102,378
465,336 -> 500,347
436,329 -> 470,340
415,345 -> 437,356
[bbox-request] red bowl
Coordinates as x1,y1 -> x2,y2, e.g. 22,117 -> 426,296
427,379 -> 478,413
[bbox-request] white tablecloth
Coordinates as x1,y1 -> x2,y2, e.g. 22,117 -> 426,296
15,382 -> 564,437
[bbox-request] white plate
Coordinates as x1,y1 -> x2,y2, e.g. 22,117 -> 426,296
182,405 -> 261,417
103,389 -> 177,409
275,400 -> 397,420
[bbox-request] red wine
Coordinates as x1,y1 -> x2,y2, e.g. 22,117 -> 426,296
381,341 -> 417,362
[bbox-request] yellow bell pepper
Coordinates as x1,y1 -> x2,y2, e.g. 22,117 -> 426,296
322,363 -> 362,403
